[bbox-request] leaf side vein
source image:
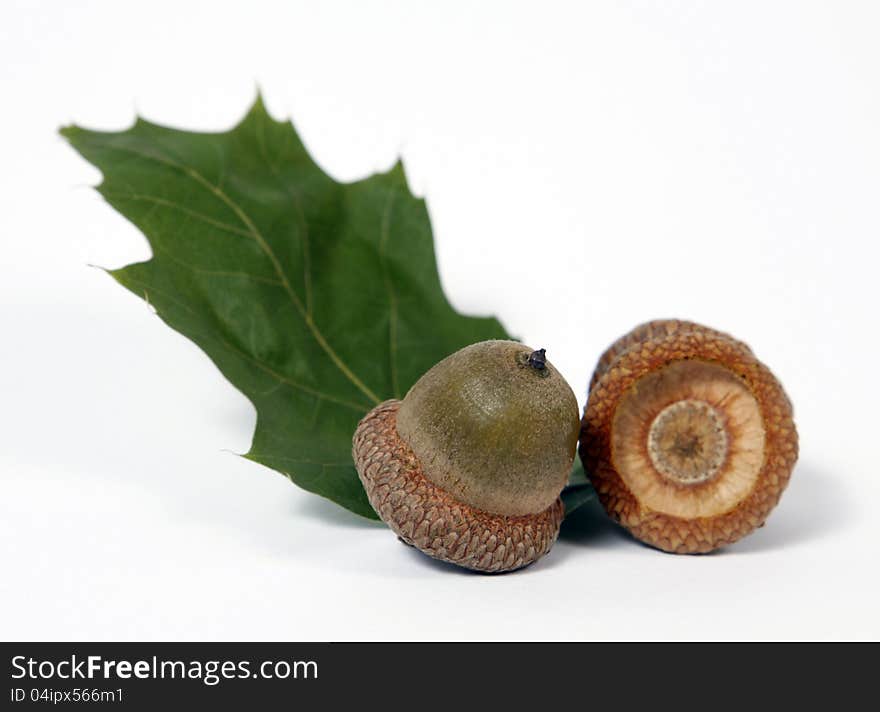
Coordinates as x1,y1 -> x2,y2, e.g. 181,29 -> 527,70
119,273 -> 372,413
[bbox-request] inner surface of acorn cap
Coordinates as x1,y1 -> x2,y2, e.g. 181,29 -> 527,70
611,359 -> 766,520
581,319 -> 797,554
395,340 -> 580,518
648,399 -> 728,484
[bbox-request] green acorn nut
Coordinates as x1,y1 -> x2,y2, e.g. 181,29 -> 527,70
352,340 -> 580,572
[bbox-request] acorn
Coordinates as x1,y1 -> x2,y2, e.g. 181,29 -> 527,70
580,320 -> 798,554
352,340 -> 580,572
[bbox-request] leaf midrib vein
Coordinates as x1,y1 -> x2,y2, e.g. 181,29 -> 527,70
97,139 -> 381,406
253,113 -> 315,316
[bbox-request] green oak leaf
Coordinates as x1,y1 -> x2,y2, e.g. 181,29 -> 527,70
61,96 -> 509,519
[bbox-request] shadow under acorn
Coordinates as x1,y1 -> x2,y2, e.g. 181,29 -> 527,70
295,458 -> 852,564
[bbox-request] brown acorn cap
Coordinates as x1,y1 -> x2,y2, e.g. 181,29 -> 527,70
353,401 -> 565,572
580,320 -> 798,554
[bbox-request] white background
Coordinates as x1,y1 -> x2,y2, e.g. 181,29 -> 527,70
2,0 -> 878,641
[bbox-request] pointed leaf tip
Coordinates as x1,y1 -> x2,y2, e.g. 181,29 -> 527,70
58,124 -> 79,141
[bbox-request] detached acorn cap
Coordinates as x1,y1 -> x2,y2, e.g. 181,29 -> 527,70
353,340 -> 579,573
580,320 -> 798,554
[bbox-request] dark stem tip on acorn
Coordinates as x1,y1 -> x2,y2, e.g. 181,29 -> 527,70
528,348 -> 547,370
